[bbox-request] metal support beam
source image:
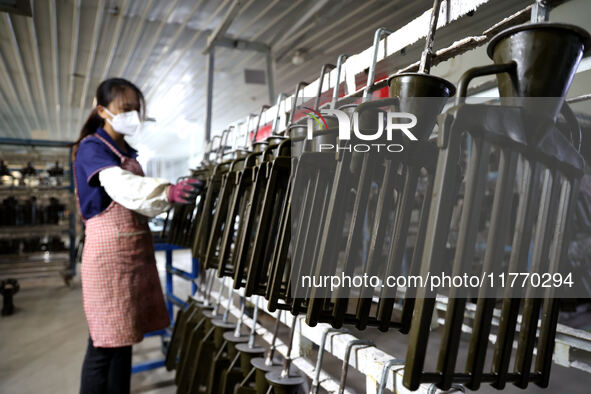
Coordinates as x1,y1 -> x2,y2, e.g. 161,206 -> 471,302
204,49 -> 215,142
203,0 -> 247,54
203,35 -> 272,143
215,36 -> 270,52
77,0 -> 105,129
67,0 -> 81,137
0,137 -> 73,147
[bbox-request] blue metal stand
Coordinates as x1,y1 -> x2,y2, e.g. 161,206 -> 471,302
131,242 -> 199,374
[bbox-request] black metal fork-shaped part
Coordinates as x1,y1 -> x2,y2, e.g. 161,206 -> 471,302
463,148 -> 518,391
304,147 -> 356,323
404,65 -> 586,393
255,80 -> 322,304
228,148 -> 266,285
350,158 -> 399,331
245,150 -> 291,296
175,302 -> 213,387
513,169 -> 561,389
403,113 -> 463,391
243,141 -> 288,296
291,147 -> 339,318
536,174 -> 579,388
306,27 -> 393,327
179,277 -> 229,391
266,60 -> 346,318
192,161 -> 231,259
204,158 -> 244,270
215,157 -> 249,277
233,147 -> 279,290
373,142 -> 440,333
262,124 -> 310,311
166,297 -> 205,371
490,159 -> 541,389
218,149 -> 264,279
359,146 -> 435,332
265,172 -> 295,311
403,58 -> 512,390
435,133 -> 493,389
264,130 -> 310,312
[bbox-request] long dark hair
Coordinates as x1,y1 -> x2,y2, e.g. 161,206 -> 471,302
72,78 -> 145,159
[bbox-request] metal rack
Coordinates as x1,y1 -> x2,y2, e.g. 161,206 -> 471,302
206,280 -> 591,394
0,137 -> 77,285
182,1 -> 591,392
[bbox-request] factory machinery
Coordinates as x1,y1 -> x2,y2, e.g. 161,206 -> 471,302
161,0 -> 591,392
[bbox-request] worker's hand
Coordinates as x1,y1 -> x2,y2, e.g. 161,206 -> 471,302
167,178 -> 203,204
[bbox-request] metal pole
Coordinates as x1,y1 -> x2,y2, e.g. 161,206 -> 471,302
205,48 -> 215,142
531,0 -> 550,22
331,54 -> 349,109
248,296 -> 260,348
68,146 -> 76,277
272,93 -> 287,134
418,0 -> 443,74
266,49 -> 275,105
191,257 -> 198,295
363,27 -> 393,102
265,310 -> 283,365
233,298 -> 247,337
165,248 -> 173,322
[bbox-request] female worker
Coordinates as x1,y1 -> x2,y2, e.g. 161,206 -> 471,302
73,78 -> 201,394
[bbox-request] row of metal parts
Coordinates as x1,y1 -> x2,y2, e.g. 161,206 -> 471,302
165,290 -> 394,394
161,13 -> 589,393
165,294 -> 310,394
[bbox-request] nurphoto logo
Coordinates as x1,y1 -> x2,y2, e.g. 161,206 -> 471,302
304,107 -> 418,152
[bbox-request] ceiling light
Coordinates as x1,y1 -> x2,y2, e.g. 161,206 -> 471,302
292,49 -> 306,66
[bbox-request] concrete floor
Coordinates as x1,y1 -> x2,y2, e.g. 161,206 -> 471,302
2,250 -> 591,393
0,252 -> 179,394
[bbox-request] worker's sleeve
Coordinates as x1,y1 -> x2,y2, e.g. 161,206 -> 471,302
98,166 -> 171,217
76,137 -> 120,186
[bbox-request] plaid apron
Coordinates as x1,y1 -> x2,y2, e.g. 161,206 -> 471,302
75,133 -> 170,347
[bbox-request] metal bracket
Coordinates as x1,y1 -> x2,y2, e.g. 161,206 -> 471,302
203,0 -> 248,54
215,37 -> 270,53
377,358 -> 405,394
531,0 -> 550,22
338,339 -> 375,394
310,328 -> 349,394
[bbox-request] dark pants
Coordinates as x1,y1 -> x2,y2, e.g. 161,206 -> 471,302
80,336 -> 132,394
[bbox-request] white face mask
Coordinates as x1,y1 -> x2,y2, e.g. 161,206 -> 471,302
103,108 -> 142,136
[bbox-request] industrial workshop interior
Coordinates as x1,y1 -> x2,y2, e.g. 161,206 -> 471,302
4,0 -> 591,393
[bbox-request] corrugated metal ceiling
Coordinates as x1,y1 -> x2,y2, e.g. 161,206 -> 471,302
0,0 -> 442,156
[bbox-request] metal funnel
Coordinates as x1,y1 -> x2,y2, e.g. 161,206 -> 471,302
487,22 -> 590,141
389,73 -> 456,141
488,23 -> 590,99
